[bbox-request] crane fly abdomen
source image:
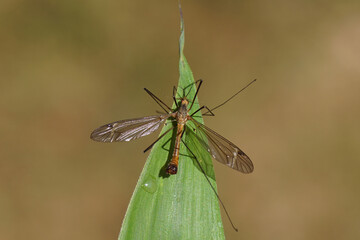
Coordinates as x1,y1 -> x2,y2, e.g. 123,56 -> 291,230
166,98 -> 189,174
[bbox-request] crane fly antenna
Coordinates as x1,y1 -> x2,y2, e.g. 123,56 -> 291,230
204,79 -> 256,114
181,137 -> 239,232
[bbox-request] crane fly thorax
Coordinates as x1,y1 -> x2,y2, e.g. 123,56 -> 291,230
175,98 -> 189,124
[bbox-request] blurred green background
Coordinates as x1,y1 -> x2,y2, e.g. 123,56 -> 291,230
1,0 -> 360,239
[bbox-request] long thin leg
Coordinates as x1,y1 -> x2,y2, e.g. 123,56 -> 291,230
185,79 -> 202,98
173,86 -> 179,108
191,105 -> 215,117
202,107 -> 215,116
143,126 -> 175,153
205,79 -> 256,114
144,88 -> 172,113
188,79 -> 203,111
181,137 -> 238,232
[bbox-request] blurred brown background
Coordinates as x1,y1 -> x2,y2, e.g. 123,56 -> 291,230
1,0 -> 360,239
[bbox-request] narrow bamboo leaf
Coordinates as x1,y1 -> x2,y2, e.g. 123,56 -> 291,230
118,6 -> 225,240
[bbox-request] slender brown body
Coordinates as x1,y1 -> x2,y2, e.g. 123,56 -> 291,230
166,98 -> 189,174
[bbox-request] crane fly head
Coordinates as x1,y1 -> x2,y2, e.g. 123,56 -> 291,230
180,97 -> 189,106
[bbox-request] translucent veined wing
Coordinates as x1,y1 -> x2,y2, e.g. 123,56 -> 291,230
187,117 -> 254,173
90,114 -> 170,142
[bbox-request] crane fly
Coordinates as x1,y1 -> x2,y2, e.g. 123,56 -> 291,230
90,79 -> 255,231
90,79 -> 255,175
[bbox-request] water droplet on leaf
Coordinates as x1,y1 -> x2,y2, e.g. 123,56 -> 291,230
141,175 -> 157,193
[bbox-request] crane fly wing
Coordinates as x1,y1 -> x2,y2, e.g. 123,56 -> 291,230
90,114 -> 170,142
188,117 -> 254,173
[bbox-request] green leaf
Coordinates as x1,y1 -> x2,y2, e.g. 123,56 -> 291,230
118,6 -> 225,240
